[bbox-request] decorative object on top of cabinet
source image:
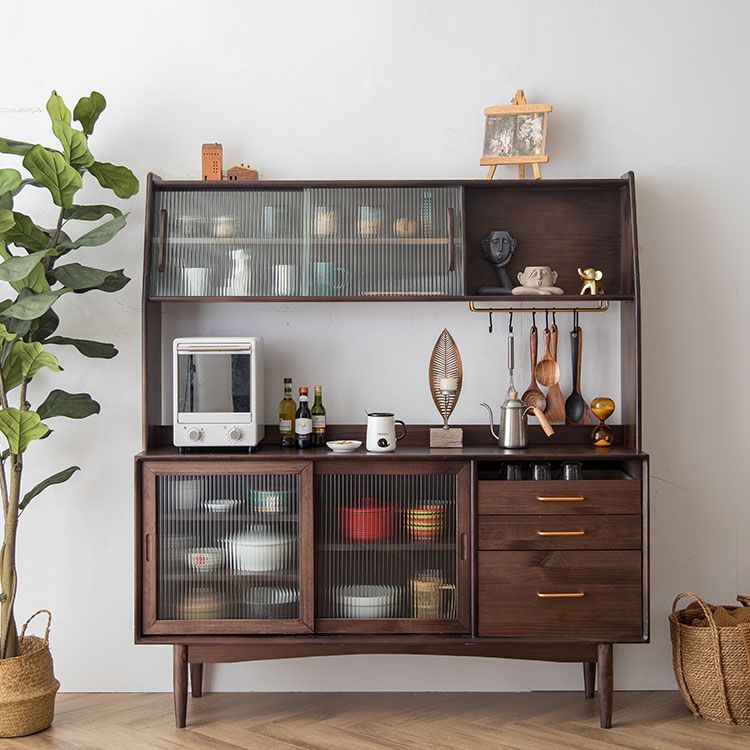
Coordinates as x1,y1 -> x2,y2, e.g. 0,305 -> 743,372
481,391 -> 555,449
590,397 -> 616,447
428,329 -> 464,448
521,322 -> 546,411
365,412 -> 407,453
513,266 -> 564,295
579,267 -> 604,295
478,231 -> 516,295
226,163 -> 258,181
543,321 -> 566,424
564,316 -> 594,425
326,439 -> 362,453
393,217 -> 418,238
481,90 -> 551,180
201,143 -> 222,181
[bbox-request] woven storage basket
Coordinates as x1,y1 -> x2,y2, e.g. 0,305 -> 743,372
670,592 -> 750,725
0,610 -> 60,737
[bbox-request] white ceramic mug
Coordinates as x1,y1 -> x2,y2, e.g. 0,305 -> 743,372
366,412 -> 407,453
273,264 -> 297,295
183,267 -> 210,296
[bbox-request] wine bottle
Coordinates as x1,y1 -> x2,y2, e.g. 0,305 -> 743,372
311,385 -> 326,446
278,378 -> 296,447
295,387 -> 313,449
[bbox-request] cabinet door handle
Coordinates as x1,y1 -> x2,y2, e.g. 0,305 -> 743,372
446,207 -> 455,272
145,533 -> 151,562
460,532 -> 468,561
536,495 -> 585,502
536,530 -> 586,537
537,592 -> 585,598
157,208 -> 168,273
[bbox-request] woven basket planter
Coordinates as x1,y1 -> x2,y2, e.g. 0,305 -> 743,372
670,592 -> 750,725
0,610 -> 60,738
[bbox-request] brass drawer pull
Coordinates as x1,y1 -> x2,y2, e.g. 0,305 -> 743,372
537,592 -> 585,598
536,495 -> 585,502
536,530 -> 586,537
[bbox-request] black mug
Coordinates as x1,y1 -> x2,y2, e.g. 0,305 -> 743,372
562,461 -> 583,480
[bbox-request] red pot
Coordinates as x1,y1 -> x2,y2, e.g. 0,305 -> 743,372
340,499 -> 393,542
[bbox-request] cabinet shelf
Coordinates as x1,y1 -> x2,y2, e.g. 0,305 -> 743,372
162,571 -> 298,582
162,513 -> 298,522
318,542 -> 455,552
155,237 -> 452,246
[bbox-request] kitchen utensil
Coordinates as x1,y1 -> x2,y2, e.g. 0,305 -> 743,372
177,588 -> 226,620
506,320 -> 516,398
366,412 -> 406,453
411,570 -> 455,619
562,461 -> 583,480
182,267 -> 210,296
481,390 -> 554,449
535,328 -> 560,387
404,503 -> 447,540
223,528 -> 295,572
240,586 -> 298,619
521,325 -> 546,411
313,261 -> 349,294
186,547 -> 223,574
326,440 -> 362,453
565,320 -> 593,424
340,500 -> 394,541
250,490 -> 293,513
336,585 -> 398,618
543,323 -> 566,424
590,396 -> 616,447
172,478 -> 202,510
228,248 -> 251,295
203,498 -> 240,513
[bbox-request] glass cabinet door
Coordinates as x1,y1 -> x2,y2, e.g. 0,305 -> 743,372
314,462 -> 471,633
140,461 -> 313,635
147,185 -> 464,299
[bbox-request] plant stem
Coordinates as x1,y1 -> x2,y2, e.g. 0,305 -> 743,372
0,458 -> 20,659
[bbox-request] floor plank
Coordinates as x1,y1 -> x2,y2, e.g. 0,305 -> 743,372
1,692 -> 748,750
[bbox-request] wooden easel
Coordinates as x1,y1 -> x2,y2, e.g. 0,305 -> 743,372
480,90 -> 551,180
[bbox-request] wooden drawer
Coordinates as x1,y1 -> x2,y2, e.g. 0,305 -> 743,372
478,515 -> 641,550
478,480 -> 641,515
478,551 -> 642,639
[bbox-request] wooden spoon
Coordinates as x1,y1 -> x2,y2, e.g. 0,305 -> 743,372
535,328 -> 560,387
521,325 -> 546,411
543,324 -> 566,424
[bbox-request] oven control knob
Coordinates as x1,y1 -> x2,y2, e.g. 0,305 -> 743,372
187,427 -> 203,442
227,426 -> 243,442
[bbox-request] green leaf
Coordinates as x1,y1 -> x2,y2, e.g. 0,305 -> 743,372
30,307 -> 59,342
0,209 -> 14,234
43,336 -> 117,359
0,323 -> 16,342
22,145 -> 82,208
62,204 -> 122,221
73,92 -> 106,136
53,263 -> 129,293
1,340 -> 61,390
51,121 -> 94,169
46,90 -> 71,125
2,212 -> 49,252
0,138 -> 34,156
1,290 -> 68,320
88,161 -> 139,199
20,465 -> 81,510
0,407 -> 49,455
0,193 -> 11,211
61,213 -> 127,250
0,252 -> 44,283
37,390 -> 99,420
0,169 -> 22,195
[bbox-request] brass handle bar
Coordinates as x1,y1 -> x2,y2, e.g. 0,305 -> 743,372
536,530 -> 586,537
467,300 -> 609,314
537,592 -> 585,598
157,208 -> 168,273
536,496 -> 585,502
145,533 -> 151,562
447,207 -> 456,272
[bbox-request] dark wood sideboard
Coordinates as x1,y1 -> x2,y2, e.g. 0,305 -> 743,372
135,175 -> 647,729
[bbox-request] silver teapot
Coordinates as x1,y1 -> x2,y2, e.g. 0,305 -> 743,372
480,392 -> 554,449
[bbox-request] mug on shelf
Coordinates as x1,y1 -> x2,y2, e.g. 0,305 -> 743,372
182,267 -> 211,296
262,205 -> 289,238
273,264 -> 297,296
313,261 -> 349,295
411,570 -> 455,619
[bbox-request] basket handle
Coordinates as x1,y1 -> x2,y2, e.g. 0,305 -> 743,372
20,609 -> 53,644
738,595 -> 750,608
671,592 -> 719,632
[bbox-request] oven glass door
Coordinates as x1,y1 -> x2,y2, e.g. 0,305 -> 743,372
176,351 -> 253,423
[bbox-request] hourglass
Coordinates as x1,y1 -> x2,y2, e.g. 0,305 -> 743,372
590,397 -> 616,447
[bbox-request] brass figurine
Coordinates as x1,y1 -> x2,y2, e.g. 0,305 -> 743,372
578,267 -> 604,295
429,329 -> 464,448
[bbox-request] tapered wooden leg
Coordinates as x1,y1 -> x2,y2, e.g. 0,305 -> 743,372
173,645 -> 188,728
190,662 -> 204,698
486,165 -> 497,180
597,643 -> 613,728
583,662 -> 596,699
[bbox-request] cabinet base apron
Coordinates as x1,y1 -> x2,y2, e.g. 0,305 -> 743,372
167,640 -> 615,729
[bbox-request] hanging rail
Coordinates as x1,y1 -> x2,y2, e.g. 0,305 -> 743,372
467,299 -> 609,315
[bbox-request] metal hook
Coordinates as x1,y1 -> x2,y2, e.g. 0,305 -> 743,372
508,311 -> 513,333
488,312 -> 493,333
574,309 -> 579,329
545,309 -> 549,332
532,311 -> 537,329
552,310 -> 557,329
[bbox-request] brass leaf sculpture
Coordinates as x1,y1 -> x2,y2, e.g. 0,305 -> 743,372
429,328 -> 463,429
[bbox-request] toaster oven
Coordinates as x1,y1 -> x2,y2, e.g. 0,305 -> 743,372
173,337 -> 265,449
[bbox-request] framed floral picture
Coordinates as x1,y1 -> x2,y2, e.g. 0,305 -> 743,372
480,91 -> 552,180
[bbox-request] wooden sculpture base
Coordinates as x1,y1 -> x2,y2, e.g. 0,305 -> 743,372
430,427 -> 464,448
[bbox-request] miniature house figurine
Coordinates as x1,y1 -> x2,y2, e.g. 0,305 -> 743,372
226,164 -> 259,181
202,143 -> 223,181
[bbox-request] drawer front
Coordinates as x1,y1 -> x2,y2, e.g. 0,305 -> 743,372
478,515 -> 641,550
478,551 -> 642,639
478,480 -> 641,515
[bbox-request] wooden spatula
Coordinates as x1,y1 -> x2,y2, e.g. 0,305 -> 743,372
543,324 -> 566,424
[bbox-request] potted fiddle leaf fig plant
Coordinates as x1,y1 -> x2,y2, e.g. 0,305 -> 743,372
0,90 -> 138,737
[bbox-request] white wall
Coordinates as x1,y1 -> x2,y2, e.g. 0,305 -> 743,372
2,0 -> 748,692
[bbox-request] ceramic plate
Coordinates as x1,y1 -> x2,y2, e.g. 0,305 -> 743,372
326,440 -> 362,453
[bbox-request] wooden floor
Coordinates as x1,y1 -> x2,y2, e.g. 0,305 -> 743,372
3,692 -> 749,750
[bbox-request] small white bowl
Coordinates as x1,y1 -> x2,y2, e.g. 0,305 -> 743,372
327,440 -> 362,453
203,498 -> 239,513
186,547 -> 223,574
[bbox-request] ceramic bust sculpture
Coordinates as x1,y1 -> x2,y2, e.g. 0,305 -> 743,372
478,230 -> 517,294
512,266 -> 564,295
